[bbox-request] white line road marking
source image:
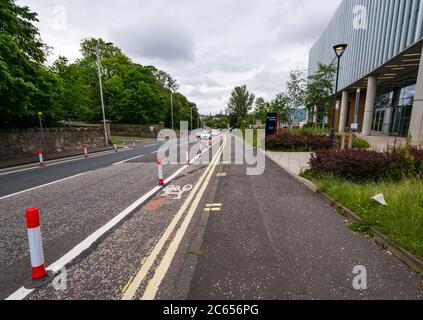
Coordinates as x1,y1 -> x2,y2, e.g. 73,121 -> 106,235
112,154 -> 144,166
121,141 -> 223,300
145,143 -> 159,148
0,172 -> 91,201
0,148 -> 132,176
141,137 -> 226,300
5,139 -> 222,301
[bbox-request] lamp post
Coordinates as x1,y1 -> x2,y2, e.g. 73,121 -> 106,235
38,112 -> 46,153
330,43 -> 347,145
95,41 -> 112,146
170,92 -> 174,130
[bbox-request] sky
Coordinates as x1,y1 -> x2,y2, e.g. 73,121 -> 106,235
18,0 -> 341,115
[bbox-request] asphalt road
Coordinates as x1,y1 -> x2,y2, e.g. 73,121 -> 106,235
0,136 -> 219,299
0,139 -> 200,198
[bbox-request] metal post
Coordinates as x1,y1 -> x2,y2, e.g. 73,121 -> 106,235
171,92 -> 174,130
96,43 -> 109,146
38,113 -> 46,154
353,88 -> 361,132
330,57 -> 341,145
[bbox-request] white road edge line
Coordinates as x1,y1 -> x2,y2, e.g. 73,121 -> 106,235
0,148 -> 132,176
0,172 -> 91,201
112,154 -> 144,166
141,137 -> 226,300
5,139 -> 221,301
120,137 -> 223,300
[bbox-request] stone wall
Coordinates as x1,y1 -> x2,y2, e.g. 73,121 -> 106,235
0,127 -> 106,166
110,123 -> 163,138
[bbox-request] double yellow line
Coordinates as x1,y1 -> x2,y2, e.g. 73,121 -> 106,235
122,135 -> 227,300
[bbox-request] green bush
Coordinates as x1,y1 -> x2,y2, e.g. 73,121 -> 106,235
352,138 -> 371,149
307,144 -> 423,183
266,130 -> 335,152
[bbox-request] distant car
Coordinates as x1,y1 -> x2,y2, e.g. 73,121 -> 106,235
200,130 -> 212,141
211,130 -> 219,136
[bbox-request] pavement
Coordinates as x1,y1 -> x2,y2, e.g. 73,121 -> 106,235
265,151 -> 311,176
155,135 -> 423,300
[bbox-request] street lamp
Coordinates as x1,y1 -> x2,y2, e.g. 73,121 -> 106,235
95,41 -> 112,146
330,43 -> 347,145
170,91 -> 174,130
38,112 -> 46,153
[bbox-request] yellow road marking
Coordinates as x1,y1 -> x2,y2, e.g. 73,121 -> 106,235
141,136 -> 227,300
205,203 -> 222,208
121,136 -> 226,300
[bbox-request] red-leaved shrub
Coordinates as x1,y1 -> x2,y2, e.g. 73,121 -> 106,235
308,148 -> 415,182
266,131 -> 333,152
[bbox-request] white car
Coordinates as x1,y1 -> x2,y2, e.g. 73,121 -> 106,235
200,130 -> 212,141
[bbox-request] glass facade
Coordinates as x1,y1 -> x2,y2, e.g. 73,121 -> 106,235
372,84 -> 416,136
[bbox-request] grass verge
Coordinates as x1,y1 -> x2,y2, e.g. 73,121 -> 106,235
308,175 -> 423,258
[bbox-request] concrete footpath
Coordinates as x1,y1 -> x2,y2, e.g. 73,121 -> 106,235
157,136 -> 423,300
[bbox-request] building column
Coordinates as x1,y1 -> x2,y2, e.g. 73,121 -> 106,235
361,76 -> 377,136
339,90 -> 349,133
409,47 -> 423,145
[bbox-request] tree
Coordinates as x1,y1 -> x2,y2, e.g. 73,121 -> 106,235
270,93 -> 290,122
149,67 -> 179,92
228,85 -> 255,127
0,3 -> 199,129
286,69 -> 306,127
254,97 -> 270,123
304,62 -> 337,126
0,0 -> 58,126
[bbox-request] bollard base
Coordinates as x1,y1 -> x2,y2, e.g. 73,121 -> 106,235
24,271 -> 55,289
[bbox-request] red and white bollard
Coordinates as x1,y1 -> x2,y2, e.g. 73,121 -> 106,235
38,150 -> 45,167
26,208 -> 47,280
157,157 -> 164,185
114,144 -> 118,152
185,145 -> 190,165
24,208 -> 54,289
84,144 -> 88,158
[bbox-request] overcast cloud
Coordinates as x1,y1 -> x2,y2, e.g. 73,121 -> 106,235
18,0 -> 341,115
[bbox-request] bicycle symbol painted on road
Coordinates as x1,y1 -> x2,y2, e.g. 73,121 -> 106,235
161,185 -> 193,200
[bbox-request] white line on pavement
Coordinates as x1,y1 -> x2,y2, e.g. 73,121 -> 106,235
5,139 -> 222,301
0,172 -> 91,201
112,154 -> 144,166
0,148 -> 132,177
145,143 -> 159,148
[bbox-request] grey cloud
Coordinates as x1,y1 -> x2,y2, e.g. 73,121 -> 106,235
20,0 -> 342,115
182,76 -> 225,89
110,22 -> 195,63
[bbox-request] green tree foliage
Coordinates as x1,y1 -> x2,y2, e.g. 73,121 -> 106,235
0,0 -> 62,127
204,116 -> 229,129
228,85 -> 255,127
0,2 -> 198,128
304,62 -> 337,123
285,68 -> 306,125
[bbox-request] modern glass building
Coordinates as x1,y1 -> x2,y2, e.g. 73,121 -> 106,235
308,0 -> 423,144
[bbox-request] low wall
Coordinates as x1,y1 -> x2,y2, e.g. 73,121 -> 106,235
0,127 -> 106,167
111,124 -> 163,138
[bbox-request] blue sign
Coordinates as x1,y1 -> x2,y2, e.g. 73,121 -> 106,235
266,113 -> 279,137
